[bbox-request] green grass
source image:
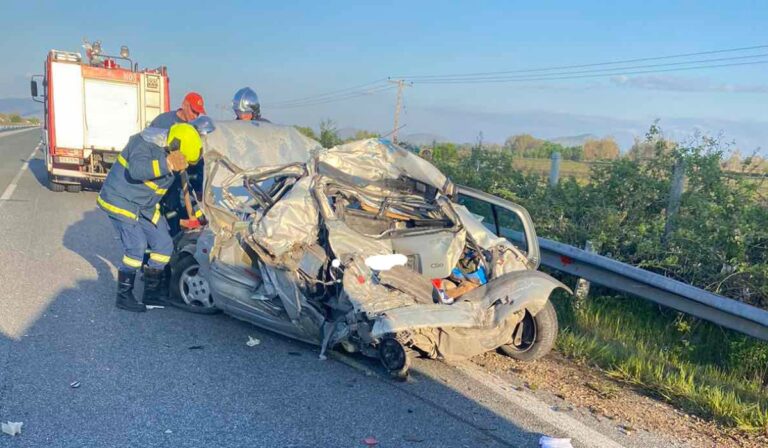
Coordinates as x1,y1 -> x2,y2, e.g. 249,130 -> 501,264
551,293 -> 768,431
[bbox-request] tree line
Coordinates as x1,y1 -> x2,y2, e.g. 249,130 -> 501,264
0,113 -> 39,125
293,119 -> 766,173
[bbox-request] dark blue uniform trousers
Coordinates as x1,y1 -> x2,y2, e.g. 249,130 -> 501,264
109,216 -> 173,272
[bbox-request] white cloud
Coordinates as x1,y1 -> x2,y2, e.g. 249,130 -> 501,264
610,75 -> 768,93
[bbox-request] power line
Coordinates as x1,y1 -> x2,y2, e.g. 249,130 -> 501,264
393,44 -> 768,80
406,53 -> 768,83
266,78 -> 388,106
263,44 -> 768,109
268,85 -> 396,109
410,60 -> 768,85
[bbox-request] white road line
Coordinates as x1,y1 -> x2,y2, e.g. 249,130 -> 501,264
456,362 -> 626,448
0,142 -> 41,207
0,127 -> 39,139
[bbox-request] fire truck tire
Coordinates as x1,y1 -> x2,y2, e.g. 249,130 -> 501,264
48,180 -> 66,192
65,184 -> 81,193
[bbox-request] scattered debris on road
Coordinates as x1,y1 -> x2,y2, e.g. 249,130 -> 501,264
188,345 -> 204,350
362,435 -> 379,446
1,422 -> 23,437
539,435 -> 573,447
618,424 -> 634,436
69,381 -> 81,388
246,336 -> 261,347
165,429 -> 173,434
146,305 -> 165,310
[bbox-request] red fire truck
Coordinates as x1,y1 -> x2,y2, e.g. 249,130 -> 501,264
30,42 -> 170,192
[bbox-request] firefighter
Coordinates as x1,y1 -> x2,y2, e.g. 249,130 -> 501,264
154,115 -> 213,236
97,123 -> 203,312
232,87 -> 270,122
150,92 -> 206,129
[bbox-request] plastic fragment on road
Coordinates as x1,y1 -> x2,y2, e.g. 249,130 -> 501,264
1,422 -> 23,437
165,429 -> 173,434
618,424 -> 634,435
70,381 -> 81,388
539,436 -> 573,448
364,254 -> 407,271
246,336 -> 261,347
146,305 -> 165,310
362,436 -> 379,446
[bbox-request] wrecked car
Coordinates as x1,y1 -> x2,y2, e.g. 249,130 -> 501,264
178,121 -> 570,378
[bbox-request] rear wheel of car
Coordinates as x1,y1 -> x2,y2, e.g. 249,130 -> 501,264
170,254 -> 220,315
499,301 -> 558,362
65,183 -> 81,193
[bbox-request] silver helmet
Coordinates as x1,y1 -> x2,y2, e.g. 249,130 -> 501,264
190,115 -> 216,135
232,87 -> 260,118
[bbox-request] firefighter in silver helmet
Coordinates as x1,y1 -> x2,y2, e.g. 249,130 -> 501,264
232,87 -> 270,122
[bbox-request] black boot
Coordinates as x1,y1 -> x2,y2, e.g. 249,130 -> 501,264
116,270 -> 146,312
143,267 -> 169,306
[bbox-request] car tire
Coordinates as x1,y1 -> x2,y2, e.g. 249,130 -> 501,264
379,337 -> 411,381
65,183 -> 81,193
170,254 -> 221,315
499,301 -> 558,362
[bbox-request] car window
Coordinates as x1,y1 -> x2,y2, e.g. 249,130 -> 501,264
495,207 -> 528,253
457,195 -> 495,233
457,193 -> 528,254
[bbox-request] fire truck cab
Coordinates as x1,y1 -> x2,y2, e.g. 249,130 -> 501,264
31,44 -> 170,192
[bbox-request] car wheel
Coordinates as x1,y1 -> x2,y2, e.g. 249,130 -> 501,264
499,301 -> 558,362
170,254 -> 220,315
379,337 -> 411,381
65,183 -> 81,193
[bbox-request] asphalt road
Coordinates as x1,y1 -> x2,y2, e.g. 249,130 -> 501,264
0,129 -> 661,447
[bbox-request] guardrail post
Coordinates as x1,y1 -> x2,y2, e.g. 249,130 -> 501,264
663,158 -> 685,245
573,240 -> 596,308
549,151 -> 561,187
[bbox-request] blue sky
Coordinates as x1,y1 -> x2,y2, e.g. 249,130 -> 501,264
2,0 -> 767,148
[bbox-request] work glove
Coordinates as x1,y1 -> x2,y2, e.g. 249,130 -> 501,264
166,151 -> 188,172
180,218 -> 201,230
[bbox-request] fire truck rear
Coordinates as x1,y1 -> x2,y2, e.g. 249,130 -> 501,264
30,42 -> 170,192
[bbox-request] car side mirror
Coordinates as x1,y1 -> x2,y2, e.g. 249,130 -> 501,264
30,80 -> 38,98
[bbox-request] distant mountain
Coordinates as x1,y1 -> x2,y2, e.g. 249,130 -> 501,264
0,98 -> 42,118
400,132 -> 449,146
548,133 -> 598,147
406,106 -> 767,151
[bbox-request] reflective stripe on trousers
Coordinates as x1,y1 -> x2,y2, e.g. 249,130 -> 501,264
108,215 -> 173,272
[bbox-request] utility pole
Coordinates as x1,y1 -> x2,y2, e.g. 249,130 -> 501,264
388,79 -> 411,143
663,157 -> 686,246
474,131 -> 484,172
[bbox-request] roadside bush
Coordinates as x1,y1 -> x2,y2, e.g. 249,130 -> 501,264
432,125 -> 768,308
430,124 -> 768,428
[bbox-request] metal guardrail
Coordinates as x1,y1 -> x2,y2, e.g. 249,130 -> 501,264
0,124 -> 38,133
536,238 -> 768,341
457,186 -> 768,341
